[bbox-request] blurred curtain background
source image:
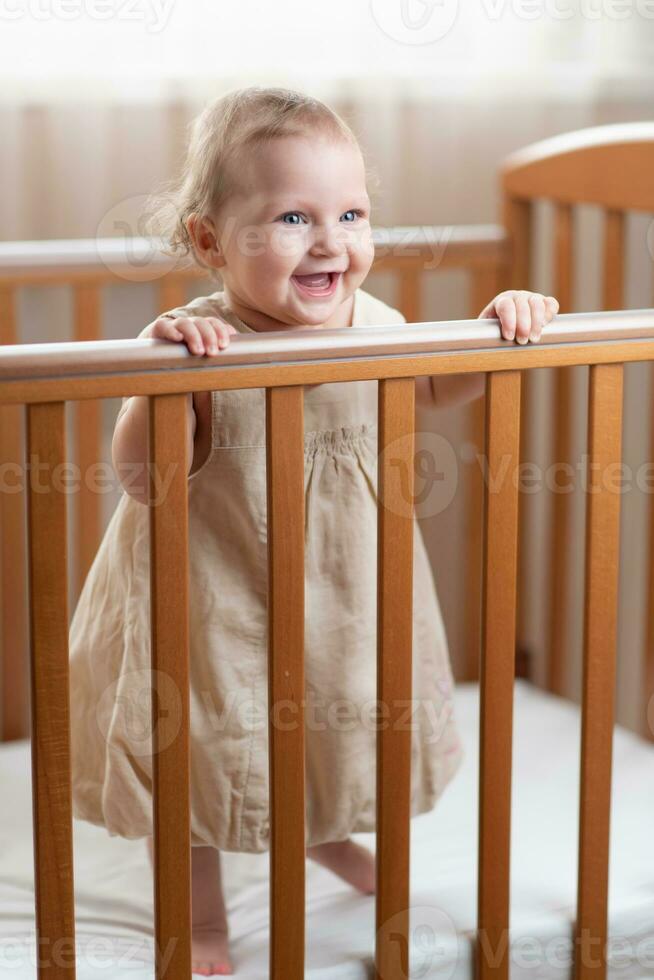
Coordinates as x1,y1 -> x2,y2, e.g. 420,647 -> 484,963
1,0 -> 654,730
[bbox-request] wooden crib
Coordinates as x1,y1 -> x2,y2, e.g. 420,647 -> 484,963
0,121 -> 653,980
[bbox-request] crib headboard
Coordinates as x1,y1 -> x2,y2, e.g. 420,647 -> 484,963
499,122 -> 654,712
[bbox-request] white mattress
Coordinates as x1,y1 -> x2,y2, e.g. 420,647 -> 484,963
1,680 -> 653,979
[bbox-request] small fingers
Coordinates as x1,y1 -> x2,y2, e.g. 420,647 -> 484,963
188,317 -> 236,355
194,318 -> 221,354
527,293 -> 546,343
494,294 -> 517,339
171,318 -> 206,355
491,291 -> 559,346
148,316 -> 184,341
152,316 -> 237,356
544,295 -> 559,319
207,317 -> 238,352
494,291 -> 530,342
512,292 -> 533,345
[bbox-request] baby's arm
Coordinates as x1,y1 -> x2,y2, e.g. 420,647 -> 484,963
415,373 -> 485,411
416,290 -> 559,412
112,314 -> 236,504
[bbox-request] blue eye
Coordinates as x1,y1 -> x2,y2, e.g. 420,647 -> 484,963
279,209 -> 365,224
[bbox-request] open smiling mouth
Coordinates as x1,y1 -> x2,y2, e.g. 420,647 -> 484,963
291,271 -> 341,297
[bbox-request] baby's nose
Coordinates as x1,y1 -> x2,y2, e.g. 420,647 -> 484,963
310,224 -> 346,254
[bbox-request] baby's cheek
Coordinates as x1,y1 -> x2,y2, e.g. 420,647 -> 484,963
267,227 -> 308,268
348,228 -> 375,273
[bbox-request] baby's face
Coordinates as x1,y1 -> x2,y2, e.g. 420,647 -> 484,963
213,134 -> 374,329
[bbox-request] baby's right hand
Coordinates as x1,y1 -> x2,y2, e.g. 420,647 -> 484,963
141,315 -> 238,356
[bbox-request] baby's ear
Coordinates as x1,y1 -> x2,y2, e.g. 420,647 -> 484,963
187,213 -> 226,270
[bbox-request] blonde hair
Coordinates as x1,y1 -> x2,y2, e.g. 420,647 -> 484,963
142,86 -> 380,279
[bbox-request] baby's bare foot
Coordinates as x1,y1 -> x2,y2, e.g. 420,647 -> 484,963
191,925 -> 232,977
307,838 -> 376,895
146,837 -> 233,975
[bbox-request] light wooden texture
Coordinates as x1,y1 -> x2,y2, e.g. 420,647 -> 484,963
548,207 -> 625,705
397,266 -> 422,325
375,377 -> 415,980
464,266 -> 508,681
265,385 -> 306,980
72,283 -> 102,600
575,363 -> 624,980
501,122 -> 654,729
501,122 -> 654,210
148,393 -> 192,980
25,400 -> 76,979
0,285 -> 28,741
477,370 -> 521,980
548,203 -> 575,696
503,195 -> 534,688
602,210 -> 625,311
0,302 -> 648,978
3,328 -> 654,406
646,384 -> 654,742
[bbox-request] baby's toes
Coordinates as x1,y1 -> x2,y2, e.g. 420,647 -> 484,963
191,927 -> 233,976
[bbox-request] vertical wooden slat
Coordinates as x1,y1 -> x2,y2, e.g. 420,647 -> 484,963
463,265 -> 504,683
645,380 -> 654,741
26,401 -> 76,979
397,266 -> 422,324
478,370 -> 521,980
575,363 -> 623,980
548,203 -> 575,696
504,197 -> 536,689
554,203 -> 574,312
0,284 -> 29,741
375,377 -> 415,980
602,210 -> 625,311
266,385 -> 306,980
157,277 -> 187,314
148,393 -> 192,980
72,283 -> 102,601
643,243 -> 654,742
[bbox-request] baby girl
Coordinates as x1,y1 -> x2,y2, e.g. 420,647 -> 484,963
68,85 -> 558,976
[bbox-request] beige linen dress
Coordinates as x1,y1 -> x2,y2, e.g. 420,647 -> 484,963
68,286 -> 464,853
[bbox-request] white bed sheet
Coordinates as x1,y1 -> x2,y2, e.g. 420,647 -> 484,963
1,680 -> 653,979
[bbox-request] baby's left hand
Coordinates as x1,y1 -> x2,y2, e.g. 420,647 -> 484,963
478,290 -> 559,345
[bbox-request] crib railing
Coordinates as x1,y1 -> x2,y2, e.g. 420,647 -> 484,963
0,226 -> 508,743
0,307 -> 652,979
